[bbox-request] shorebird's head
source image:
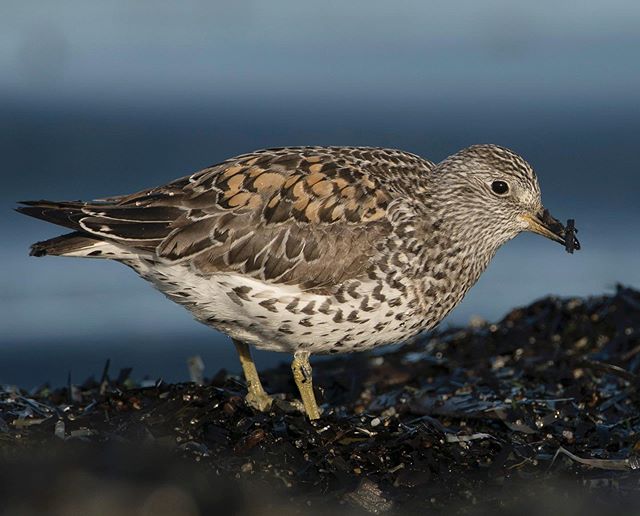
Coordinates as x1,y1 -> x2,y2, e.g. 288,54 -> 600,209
431,144 -> 579,251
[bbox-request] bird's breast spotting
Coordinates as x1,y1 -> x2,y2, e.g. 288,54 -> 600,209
131,257 -> 440,354
128,208 -> 485,355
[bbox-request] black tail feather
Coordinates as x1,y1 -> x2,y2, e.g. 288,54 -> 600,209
16,200 -> 179,244
29,231 -> 102,257
16,201 -> 85,231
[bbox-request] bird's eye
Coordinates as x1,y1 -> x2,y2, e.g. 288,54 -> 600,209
491,180 -> 509,195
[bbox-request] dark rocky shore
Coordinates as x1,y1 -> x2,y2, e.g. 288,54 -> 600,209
2,286 -> 640,515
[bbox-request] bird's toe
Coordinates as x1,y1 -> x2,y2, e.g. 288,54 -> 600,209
244,391 -> 274,412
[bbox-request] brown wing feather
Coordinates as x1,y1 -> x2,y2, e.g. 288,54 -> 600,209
147,147 -> 425,289
23,147 -> 433,289
186,214 -> 391,290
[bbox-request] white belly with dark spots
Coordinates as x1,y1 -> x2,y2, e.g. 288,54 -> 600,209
131,260 -> 425,354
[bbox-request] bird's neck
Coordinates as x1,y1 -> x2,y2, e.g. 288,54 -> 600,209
394,197 -> 507,326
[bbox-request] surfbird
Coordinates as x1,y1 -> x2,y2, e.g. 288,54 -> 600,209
17,144 -> 580,419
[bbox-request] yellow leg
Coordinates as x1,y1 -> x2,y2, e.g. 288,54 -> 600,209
233,339 -> 273,412
291,351 -> 321,420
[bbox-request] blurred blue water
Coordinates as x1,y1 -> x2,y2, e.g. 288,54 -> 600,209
2,1 -> 640,387
2,100 -> 639,388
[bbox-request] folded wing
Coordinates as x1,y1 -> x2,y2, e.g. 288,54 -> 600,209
18,147 -> 432,290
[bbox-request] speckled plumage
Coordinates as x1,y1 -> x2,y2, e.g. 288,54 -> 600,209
18,144 -> 574,355
18,144 -> 578,417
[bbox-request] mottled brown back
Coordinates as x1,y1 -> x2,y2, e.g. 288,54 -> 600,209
20,146 -> 435,290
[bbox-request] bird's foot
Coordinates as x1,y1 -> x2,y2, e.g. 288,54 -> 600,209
244,392 -> 323,417
244,390 -> 274,412
273,396 -> 324,416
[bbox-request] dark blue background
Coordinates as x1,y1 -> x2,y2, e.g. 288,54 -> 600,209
2,1 -> 639,387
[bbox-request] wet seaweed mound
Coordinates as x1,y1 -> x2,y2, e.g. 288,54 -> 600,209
1,286 -> 640,514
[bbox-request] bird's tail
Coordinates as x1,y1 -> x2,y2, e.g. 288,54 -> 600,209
16,200 -> 87,231
17,200 -> 154,260
29,231 -> 115,258
17,200 -> 107,258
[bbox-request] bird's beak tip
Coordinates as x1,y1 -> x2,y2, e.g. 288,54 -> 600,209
521,209 -> 580,253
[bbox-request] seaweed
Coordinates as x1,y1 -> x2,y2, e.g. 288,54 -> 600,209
1,286 -> 640,514
565,218 -> 579,253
